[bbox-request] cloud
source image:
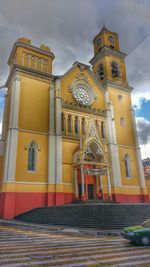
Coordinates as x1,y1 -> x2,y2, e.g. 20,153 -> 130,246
0,0 -> 150,152
0,0 -> 150,78
140,144 -> 150,159
126,35 -> 150,109
136,117 -> 150,144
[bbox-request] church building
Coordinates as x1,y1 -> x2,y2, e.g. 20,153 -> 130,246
0,26 -> 149,218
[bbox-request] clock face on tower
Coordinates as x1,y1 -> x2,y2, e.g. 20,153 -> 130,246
73,87 -> 90,105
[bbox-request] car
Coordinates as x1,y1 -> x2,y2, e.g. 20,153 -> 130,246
122,219 -> 150,245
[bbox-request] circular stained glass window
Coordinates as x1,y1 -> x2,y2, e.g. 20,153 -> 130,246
73,87 -> 90,105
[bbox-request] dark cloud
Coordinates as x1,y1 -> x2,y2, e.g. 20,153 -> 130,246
0,0 -> 150,78
0,0 -> 150,140
136,117 -> 150,144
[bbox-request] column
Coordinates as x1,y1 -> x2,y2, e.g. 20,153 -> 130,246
107,168 -> 112,201
105,91 -> 122,187
81,165 -> 86,201
74,167 -> 79,199
72,114 -> 75,136
64,113 -> 68,135
131,108 -> 147,197
55,78 -> 63,205
48,80 -> 56,205
0,92 -> 8,155
99,175 -> 102,190
79,116 -> 82,136
3,73 -> 20,181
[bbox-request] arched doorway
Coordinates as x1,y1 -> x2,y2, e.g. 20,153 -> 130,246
74,140 -> 109,201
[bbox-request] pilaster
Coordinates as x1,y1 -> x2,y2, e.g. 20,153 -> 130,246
48,80 -> 56,185
105,90 -> 122,186
0,93 -> 8,155
55,79 -> 62,184
3,73 -> 20,181
131,108 -> 146,189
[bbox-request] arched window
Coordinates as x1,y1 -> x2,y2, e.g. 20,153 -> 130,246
124,154 -> 132,178
120,117 -> 125,127
28,142 -> 37,171
68,114 -> 72,134
61,113 -> 65,132
23,53 -> 30,67
111,61 -> 120,78
101,121 -> 106,139
75,116 -> 79,135
81,117 -> 86,135
98,64 -> 104,80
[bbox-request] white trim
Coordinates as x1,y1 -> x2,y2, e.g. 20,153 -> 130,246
102,185 -> 146,189
74,167 -> 79,195
131,108 -> 146,188
16,181 -> 47,184
3,73 -> 20,181
55,79 -> 62,184
19,128 -> 48,135
48,81 -> 56,184
0,94 -> 8,155
105,91 -> 122,186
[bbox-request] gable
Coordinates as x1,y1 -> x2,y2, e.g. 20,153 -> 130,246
60,63 -> 105,111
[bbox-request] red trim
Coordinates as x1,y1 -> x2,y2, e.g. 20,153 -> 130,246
0,192 -> 74,219
112,194 -> 149,203
0,192 -> 16,218
0,192 -> 149,219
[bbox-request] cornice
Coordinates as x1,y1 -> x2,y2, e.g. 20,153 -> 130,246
103,80 -> 133,92
5,64 -> 57,87
89,46 -> 127,66
62,100 -> 106,117
8,41 -> 55,65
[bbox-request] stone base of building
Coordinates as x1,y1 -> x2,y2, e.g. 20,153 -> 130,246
0,192 -> 149,219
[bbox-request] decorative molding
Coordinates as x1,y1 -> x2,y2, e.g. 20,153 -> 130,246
103,80 -> 133,92
24,139 -> 41,151
8,41 -> 55,65
62,100 -> 106,117
6,64 -> 57,87
89,46 -> 127,66
19,128 -> 49,136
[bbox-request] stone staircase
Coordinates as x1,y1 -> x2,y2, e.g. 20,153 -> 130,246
15,203 -> 150,229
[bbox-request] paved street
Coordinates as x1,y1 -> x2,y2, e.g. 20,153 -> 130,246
0,226 -> 150,267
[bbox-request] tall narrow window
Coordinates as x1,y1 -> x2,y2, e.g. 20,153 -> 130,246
98,64 -> 104,80
124,154 -> 132,178
81,117 -> 86,135
111,61 -> 120,78
75,116 -> 79,135
68,114 -> 72,134
28,142 -> 37,171
61,113 -> 65,132
101,121 -> 105,139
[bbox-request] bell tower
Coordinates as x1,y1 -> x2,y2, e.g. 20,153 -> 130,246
90,26 -> 128,86
89,26 -> 148,202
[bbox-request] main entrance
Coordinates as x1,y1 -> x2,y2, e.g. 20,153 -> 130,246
73,121 -> 111,201
88,184 -> 94,199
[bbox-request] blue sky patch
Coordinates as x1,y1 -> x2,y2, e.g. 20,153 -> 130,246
135,98 -> 150,121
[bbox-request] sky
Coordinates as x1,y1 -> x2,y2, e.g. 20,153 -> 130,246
0,0 -> 150,158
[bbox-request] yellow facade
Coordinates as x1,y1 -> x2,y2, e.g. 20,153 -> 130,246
0,26 -> 149,218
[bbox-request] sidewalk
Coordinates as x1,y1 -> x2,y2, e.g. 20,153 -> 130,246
0,218 -> 121,236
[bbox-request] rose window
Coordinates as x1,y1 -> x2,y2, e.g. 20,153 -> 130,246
73,87 -> 90,105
